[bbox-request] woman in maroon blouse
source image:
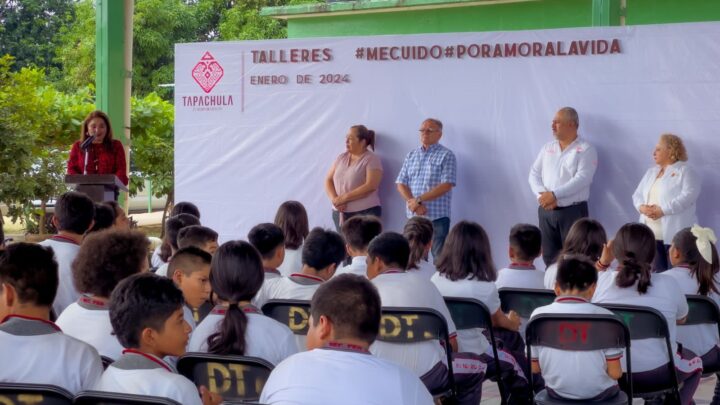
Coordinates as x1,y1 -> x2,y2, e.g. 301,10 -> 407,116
67,110 -> 128,186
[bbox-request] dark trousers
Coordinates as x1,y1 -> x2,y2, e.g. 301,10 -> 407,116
653,241 -> 670,273
430,217 -> 450,263
537,202 -> 589,266
331,205 -> 382,232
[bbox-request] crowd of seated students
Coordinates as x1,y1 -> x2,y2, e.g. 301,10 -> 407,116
1,191 -> 719,405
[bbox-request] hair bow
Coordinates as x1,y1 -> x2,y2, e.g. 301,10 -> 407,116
691,224 -> 717,264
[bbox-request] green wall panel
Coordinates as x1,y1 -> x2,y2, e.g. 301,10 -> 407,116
626,0 -> 720,25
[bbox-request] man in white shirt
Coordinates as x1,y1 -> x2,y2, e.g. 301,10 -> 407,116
39,191 -> 95,316
528,107 -> 598,265
260,273 -> 433,405
335,215 -> 382,278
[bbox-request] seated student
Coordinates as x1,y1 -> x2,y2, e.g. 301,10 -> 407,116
188,241 -> 297,364
260,274 -> 433,405
335,215 -> 381,278
530,255 -> 623,401
593,223 -> 701,405
431,221 -> 529,403
169,247 -> 213,330
665,226 -> 720,402
88,202 -> 116,233
367,232 -> 483,405
155,213 -> 201,277
248,223 -> 286,280
543,218 -> 609,289
0,243 -> 103,394
178,225 -> 219,254
403,216 -> 436,279
39,191 -> 95,316
96,273 -> 221,405
105,201 -> 130,230
152,201 -> 201,268
275,201 -> 309,277
57,230 -> 150,360
495,223 -> 545,290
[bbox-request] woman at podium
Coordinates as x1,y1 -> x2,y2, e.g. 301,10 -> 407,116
67,110 -> 128,186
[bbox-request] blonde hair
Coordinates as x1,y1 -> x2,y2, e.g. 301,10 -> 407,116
660,133 -> 688,162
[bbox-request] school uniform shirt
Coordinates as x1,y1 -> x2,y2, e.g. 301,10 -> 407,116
592,270 -> 689,372
183,305 -> 197,331
39,236 -> 81,315
95,349 -> 201,405
631,161 -> 700,244
370,270 -> 457,376
664,266 -> 720,356
530,297 -> 622,400
151,245 -> 165,268
260,343 -> 433,405
155,262 -> 170,277
431,272 -> 500,355
187,306 -> 298,365
251,269 -> 284,308
56,296 -> 124,360
543,263 -> 558,290
278,247 -> 302,277
0,315 -> 103,394
335,256 -> 368,278
411,259 -> 437,280
496,264 -> 547,337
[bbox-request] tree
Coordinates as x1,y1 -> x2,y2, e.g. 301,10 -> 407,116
52,0 -> 95,92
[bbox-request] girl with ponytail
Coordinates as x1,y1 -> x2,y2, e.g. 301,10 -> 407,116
187,241 -> 298,365
403,216 -> 436,279
593,223 -> 701,405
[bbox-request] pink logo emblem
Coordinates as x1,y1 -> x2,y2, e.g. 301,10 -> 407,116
192,52 -> 224,93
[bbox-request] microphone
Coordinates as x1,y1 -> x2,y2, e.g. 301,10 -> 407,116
81,132 -> 96,150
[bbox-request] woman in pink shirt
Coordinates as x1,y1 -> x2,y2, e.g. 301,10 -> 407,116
325,125 -> 383,231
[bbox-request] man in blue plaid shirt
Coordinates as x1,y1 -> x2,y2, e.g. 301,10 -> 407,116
396,118 -> 457,261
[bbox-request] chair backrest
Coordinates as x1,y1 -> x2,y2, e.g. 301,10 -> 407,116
177,352 -> 274,402
596,303 -> 670,341
526,313 -> 631,352
74,391 -> 181,405
498,288 -> 556,319
261,299 -> 311,336
0,383 -> 73,405
685,295 -> 720,327
443,297 -> 493,330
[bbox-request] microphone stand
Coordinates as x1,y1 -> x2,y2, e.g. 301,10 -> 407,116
81,134 -> 96,175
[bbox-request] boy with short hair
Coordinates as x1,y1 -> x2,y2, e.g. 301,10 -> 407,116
169,246 -> 213,329
0,243 -> 103,394
495,223 -> 545,290
367,232 -> 483,405
335,215 -> 382,278
260,274 -> 433,405
248,223 -> 286,280
96,273 -> 221,405
155,213 -> 201,277
39,191 -> 95,315
177,225 -> 219,254
530,255 -> 623,401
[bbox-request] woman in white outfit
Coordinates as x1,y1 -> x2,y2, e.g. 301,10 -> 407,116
632,134 -> 700,272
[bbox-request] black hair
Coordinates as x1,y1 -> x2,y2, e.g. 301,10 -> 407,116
248,223 -> 285,260
367,232 -> 410,270
559,218 -> 608,262
613,223 -> 654,294
206,241 -> 264,356
311,274 -> 381,344
73,230 -> 149,298
177,225 -> 218,250
672,227 -> 720,296
0,243 -> 58,307
509,223 -> 542,262
171,202 -> 201,219
89,202 -> 116,233
165,213 -> 201,252
556,254 -> 598,292
274,201 -> 309,250
436,221 -> 497,282
104,201 -> 124,225
168,246 -> 213,277
350,125 -> 376,150
301,228 -> 346,271
54,191 -> 95,235
341,215 -> 382,253
403,217 -> 433,270
109,273 -> 184,349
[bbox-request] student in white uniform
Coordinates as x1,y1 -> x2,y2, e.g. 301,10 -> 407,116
531,255 -> 623,401
274,201 -> 309,277
496,224 -> 545,290
188,241 -> 297,364
592,223 -> 701,405
260,274 -> 433,405
57,230 -> 150,360
178,225 -> 219,254
403,216 -> 437,279
96,273 -> 221,405
248,223 -> 286,281
543,218 -> 609,289
665,226 -> 720,403
155,213 -> 201,277
169,247 -> 213,330
152,201 -> 201,268
335,215 -> 382,278
0,243 -> 103,394
39,191 -> 95,316
431,221 -> 530,402
367,232 -> 483,405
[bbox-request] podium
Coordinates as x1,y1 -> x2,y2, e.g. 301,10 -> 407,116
65,174 -> 128,203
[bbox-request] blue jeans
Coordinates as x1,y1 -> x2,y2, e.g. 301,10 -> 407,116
431,217 -> 450,263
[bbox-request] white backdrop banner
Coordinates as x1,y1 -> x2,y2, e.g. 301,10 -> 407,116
175,22 -> 720,264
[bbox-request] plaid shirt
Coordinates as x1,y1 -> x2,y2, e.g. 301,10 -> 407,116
396,143 -> 456,220
67,139 -> 129,186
